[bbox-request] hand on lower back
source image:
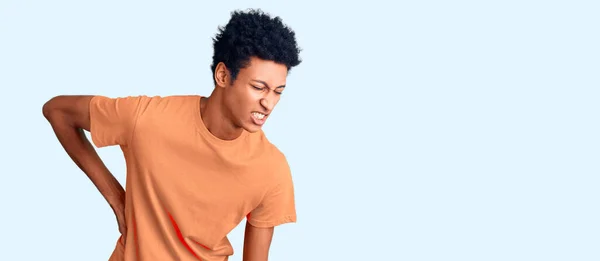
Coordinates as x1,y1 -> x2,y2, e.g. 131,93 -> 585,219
112,205 -> 127,239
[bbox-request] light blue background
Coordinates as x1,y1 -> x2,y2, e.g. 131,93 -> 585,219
1,1 -> 598,260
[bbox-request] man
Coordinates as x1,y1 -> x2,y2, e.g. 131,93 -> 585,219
42,9 -> 301,261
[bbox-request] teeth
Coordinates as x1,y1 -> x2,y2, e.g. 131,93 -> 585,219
253,112 -> 265,120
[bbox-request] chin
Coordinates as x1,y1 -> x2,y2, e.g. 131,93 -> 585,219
243,125 -> 263,133
240,115 -> 267,133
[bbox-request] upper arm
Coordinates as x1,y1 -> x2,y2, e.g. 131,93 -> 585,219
43,95 -> 94,131
247,156 -> 297,228
243,221 -> 274,261
43,95 -> 149,147
243,154 -> 296,260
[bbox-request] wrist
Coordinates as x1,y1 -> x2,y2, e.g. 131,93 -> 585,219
107,193 -> 126,210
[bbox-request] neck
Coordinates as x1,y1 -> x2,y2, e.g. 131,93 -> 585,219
199,89 -> 244,141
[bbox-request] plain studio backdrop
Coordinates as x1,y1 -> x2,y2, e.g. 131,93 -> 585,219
1,1 -> 598,260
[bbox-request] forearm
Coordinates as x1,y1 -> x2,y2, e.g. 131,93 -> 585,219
47,115 -> 125,208
243,221 -> 274,261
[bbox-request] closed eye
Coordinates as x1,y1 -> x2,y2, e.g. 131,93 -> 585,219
251,84 -> 283,95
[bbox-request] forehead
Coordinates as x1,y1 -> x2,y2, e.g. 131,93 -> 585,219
238,57 -> 288,85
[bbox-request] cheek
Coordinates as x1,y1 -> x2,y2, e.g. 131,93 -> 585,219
247,88 -> 263,101
232,86 -> 256,114
242,88 -> 266,107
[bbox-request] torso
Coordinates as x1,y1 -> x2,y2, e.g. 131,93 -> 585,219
119,95 -> 283,260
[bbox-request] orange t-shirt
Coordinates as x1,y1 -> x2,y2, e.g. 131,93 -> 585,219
89,95 -> 296,261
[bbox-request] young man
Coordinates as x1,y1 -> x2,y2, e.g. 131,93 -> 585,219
42,9 -> 301,261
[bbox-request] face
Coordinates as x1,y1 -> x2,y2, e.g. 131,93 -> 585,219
215,56 -> 288,133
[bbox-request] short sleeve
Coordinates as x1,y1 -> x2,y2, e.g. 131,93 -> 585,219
248,162 -> 297,228
89,95 -> 147,148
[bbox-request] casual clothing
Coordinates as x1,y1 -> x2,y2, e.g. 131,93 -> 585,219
89,95 -> 296,261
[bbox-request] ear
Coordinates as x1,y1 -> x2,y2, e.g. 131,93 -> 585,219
214,62 -> 230,88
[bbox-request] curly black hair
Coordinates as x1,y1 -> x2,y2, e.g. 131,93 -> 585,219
210,9 -> 302,85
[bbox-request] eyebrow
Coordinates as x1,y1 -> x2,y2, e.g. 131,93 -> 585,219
251,79 -> 286,89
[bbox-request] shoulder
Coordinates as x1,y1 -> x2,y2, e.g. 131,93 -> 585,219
269,143 -> 289,172
250,131 -> 288,163
110,94 -> 201,118
90,94 -> 200,111
138,94 -> 200,110
95,94 -> 201,129
259,134 -> 292,182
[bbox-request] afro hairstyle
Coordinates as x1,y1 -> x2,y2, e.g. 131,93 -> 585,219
210,9 -> 302,85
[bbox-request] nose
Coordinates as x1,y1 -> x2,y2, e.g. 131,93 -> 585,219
260,98 -> 274,112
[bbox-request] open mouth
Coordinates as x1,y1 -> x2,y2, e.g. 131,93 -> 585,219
251,112 -> 268,125
252,112 -> 266,120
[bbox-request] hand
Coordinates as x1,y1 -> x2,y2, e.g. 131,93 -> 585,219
111,204 -> 127,239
